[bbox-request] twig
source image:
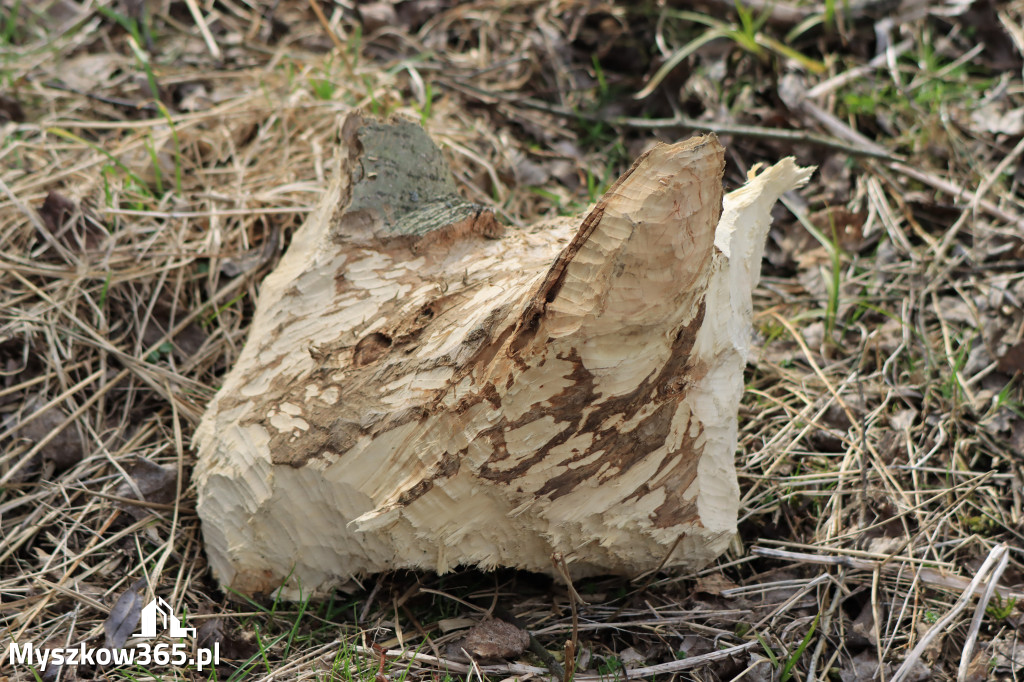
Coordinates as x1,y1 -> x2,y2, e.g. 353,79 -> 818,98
444,78 -> 897,160
872,567 -> 884,682
356,640 -> 759,681
924,133 -> 1024,290
183,0 -> 221,59
358,579 -> 383,623
788,92 -> 1024,229
307,0 -> 354,78
551,553 -> 586,651
418,588 -> 491,614
751,546 -> 1024,602
254,639 -> 344,681
806,581 -> 843,681
1,510 -> 122,657
532,614 -> 748,636
355,644 -> 549,677
38,78 -> 161,113
889,544 -> 1009,682
98,206 -> 316,218
400,604 -> 442,659
957,547 -> 1011,682
631,532 -> 685,591
549,553 -> 584,680
563,639 -> 575,682
806,39 -> 914,98
749,573 -> 832,631
573,641 -> 759,679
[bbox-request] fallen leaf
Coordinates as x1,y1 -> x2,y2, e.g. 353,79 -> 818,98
984,632 -> 1024,675
219,226 -> 280,278
37,636 -> 76,681
115,458 -> 177,519
694,574 -> 739,596
5,399 -> 84,482
961,645 -> 991,682
38,191 -> 77,235
808,207 -> 868,253
845,601 -> 879,649
971,102 -> 1024,135
0,93 -> 25,123
744,653 -> 774,682
59,53 -> 127,93
197,616 -> 257,661
196,617 -> 224,650
358,2 -> 399,34
936,297 -> 976,325
618,647 -> 644,669
815,154 -> 854,204
997,340 -> 1024,373
840,649 -> 893,682
37,191 -> 106,252
140,303 -> 207,361
888,409 -> 917,432
104,578 -> 147,649
511,152 -> 552,187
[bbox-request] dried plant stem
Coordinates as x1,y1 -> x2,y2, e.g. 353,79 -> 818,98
307,0 -> 355,77
890,544 -> 1010,682
444,79 -> 896,160
957,547 -> 1011,682
183,0 -> 221,59
752,546 -> 1024,601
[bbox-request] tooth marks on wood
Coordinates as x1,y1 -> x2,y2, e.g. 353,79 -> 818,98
194,112 -> 814,596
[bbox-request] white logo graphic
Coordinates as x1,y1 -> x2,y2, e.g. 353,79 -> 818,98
10,595 -> 218,672
134,597 -> 197,639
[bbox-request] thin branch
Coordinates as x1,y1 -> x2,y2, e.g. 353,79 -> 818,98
751,546 -> 1024,601
444,78 -> 898,160
891,544 -> 1009,682
957,548 -> 1011,682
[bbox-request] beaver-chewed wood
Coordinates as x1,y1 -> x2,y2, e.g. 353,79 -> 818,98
194,112 -> 812,597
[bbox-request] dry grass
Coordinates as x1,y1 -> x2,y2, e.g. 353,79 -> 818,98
2,0 -> 1024,680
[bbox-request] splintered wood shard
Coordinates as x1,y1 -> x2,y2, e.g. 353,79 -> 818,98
194,113 -> 813,596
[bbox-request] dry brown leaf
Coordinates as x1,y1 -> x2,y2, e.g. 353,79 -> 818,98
695,574 -> 739,596
4,399 -> 84,482
996,340 -> 1024,374
114,458 -> 177,519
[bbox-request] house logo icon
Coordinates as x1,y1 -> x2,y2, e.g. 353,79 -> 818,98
134,597 -> 196,639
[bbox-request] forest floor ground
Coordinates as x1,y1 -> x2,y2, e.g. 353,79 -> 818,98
3,0 -> 1024,680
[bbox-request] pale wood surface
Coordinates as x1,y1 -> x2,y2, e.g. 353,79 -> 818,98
194,113 -> 812,596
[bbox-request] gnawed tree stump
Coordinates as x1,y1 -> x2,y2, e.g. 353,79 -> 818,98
194,113 -> 812,597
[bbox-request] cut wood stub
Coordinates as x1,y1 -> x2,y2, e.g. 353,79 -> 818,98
194,112 -> 813,597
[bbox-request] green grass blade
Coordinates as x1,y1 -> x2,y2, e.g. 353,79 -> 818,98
47,127 -> 151,193
635,28 -> 726,99
781,612 -> 819,681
